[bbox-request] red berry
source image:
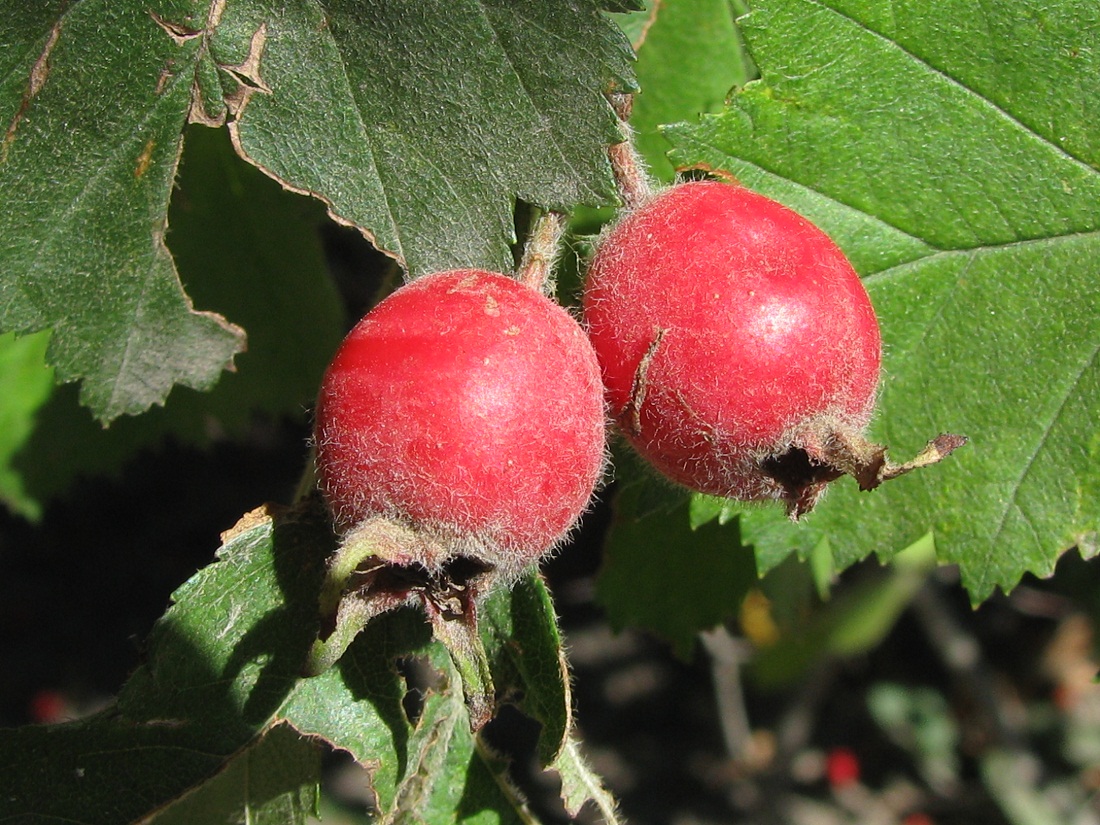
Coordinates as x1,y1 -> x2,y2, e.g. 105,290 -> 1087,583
314,269 -> 605,576
583,180 -> 883,515
825,746 -> 861,789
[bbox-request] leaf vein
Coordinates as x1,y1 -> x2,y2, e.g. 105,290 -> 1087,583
811,0 -> 1100,179
481,5 -> 595,195
985,332 -> 1099,571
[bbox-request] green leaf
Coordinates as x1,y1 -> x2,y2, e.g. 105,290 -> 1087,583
0,502 -> 330,823
0,502 -> 536,822
143,724 -> 321,825
551,737 -> 623,825
376,642 -> 532,825
212,0 -> 636,278
289,569 -> 613,821
480,570 -> 572,766
0,1 -> 245,422
617,0 -> 752,181
281,607 -> 429,814
8,123 -> 343,512
1,2 -> 635,422
661,0 -> 1100,602
597,465 -> 759,658
481,571 -> 622,821
0,330 -> 52,518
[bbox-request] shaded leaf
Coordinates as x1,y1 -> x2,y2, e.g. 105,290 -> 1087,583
0,712 -> 230,825
597,463 -> 758,658
378,643 -> 532,825
661,0 -> 1100,601
1,1 -> 635,421
1,483 -> 606,823
0,502 -> 528,823
8,123 -> 343,512
481,571 -> 622,821
213,0 -> 636,278
480,570 -> 572,766
114,503 -> 328,749
142,723 -> 321,825
0,1 -> 245,421
0,501 -> 330,823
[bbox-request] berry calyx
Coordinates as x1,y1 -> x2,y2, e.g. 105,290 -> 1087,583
583,180 -> 964,516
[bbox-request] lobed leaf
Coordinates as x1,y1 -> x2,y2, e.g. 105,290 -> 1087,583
209,0 -> 636,278
6,123 -> 343,514
0,1 -> 635,421
658,0 -> 1100,602
0,1 -> 245,422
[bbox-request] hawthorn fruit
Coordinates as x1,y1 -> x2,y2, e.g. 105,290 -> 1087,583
315,267 -> 605,575
309,268 -> 606,727
583,180 -> 964,516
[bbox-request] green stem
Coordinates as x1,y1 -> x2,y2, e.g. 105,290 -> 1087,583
306,594 -> 377,676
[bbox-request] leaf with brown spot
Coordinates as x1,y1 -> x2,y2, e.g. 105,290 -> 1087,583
0,0 -> 636,421
0,2 -> 244,421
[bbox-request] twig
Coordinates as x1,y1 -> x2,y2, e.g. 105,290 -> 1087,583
516,209 -> 566,295
700,626 -> 756,762
607,93 -> 652,210
910,579 -> 1026,749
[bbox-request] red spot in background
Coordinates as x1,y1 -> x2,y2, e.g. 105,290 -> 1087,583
825,746 -> 861,789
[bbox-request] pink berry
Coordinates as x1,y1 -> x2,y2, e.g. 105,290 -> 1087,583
583,180 -> 883,516
314,269 -> 606,576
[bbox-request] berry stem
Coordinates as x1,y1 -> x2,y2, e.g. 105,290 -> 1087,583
516,209 -> 566,295
607,93 -> 652,210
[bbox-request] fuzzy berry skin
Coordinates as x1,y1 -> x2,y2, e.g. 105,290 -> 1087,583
314,269 -> 605,575
583,180 -> 881,508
